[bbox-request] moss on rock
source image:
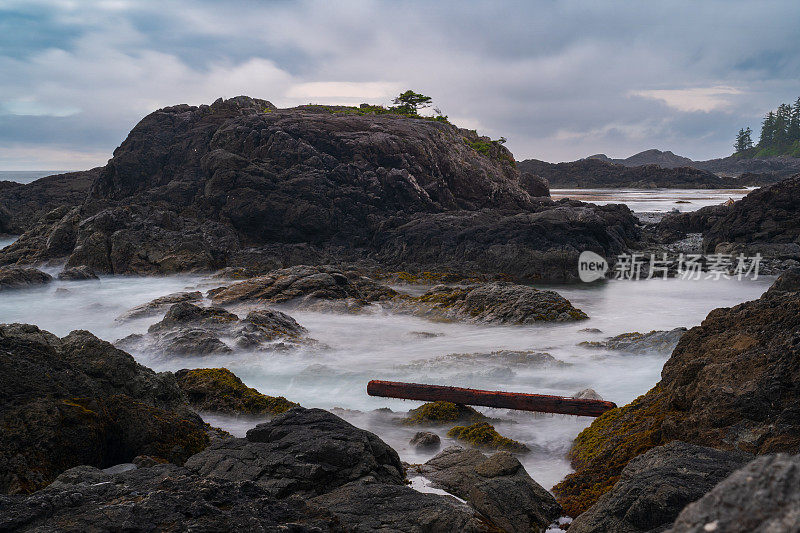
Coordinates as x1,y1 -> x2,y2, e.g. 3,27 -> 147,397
175,368 -> 298,416
402,401 -> 487,426
446,422 -> 529,453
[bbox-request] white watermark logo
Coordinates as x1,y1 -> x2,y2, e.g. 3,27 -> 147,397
578,251 -> 608,282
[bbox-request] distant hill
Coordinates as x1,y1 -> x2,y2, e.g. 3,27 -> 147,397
587,149 -> 695,169
517,158 -> 743,189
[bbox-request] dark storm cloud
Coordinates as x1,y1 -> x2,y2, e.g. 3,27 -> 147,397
1,0 -> 799,168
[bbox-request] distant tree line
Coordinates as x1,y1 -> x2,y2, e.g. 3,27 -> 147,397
734,97 -> 800,157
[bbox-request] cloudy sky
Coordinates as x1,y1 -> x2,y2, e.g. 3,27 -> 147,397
2,0 -> 799,169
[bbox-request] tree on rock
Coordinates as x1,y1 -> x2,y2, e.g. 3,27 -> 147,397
734,127 -> 753,153
392,90 -> 432,115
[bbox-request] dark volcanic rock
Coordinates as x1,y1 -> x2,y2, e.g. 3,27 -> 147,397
0,97 -> 640,281
654,204 -> 731,243
410,431 -> 441,451
57,265 -> 99,280
518,158 -> 742,189
398,281 -> 588,323
0,169 -> 97,234
186,407 -> 405,498
175,367 -> 298,415
116,290 -> 203,321
116,302 -> 309,356
208,264 -> 397,310
579,328 -> 687,355
703,175 -> 800,253
668,453 -> 800,533
0,266 -> 52,291
415,446 -> 562,532
568,441 -> 753,533
310,481 -> 485,532
0,324 -> 209,494
554,274 -> 800,516
520,171 -> 550,197
0,463 -> 343,532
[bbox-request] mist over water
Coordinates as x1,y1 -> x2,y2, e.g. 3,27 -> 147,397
550,188 -> 751,212
0,270 -> 773,489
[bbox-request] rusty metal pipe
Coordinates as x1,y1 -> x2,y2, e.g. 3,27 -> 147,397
367,380 -> 616,417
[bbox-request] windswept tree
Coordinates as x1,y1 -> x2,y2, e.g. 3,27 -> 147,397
734,127 -> 753,153
392,90 -> 432,115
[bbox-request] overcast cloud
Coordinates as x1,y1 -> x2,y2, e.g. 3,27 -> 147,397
1,0 -> 799,169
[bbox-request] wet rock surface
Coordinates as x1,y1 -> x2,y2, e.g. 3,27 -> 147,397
668,453 -> 800,533
447,422 -> 529,453
410,431 -> 442,451
57,265 -> 99,280
554,271 -> 800,516
402,401 -> 489,426
579,328 -> 686,355
116,290 -> 203,321
116,301 -> 310,356
0,97 -> 640,281
398,281 -> 588,323
0,266 -> 52,291
568,441 -> 753,533
175,367 -> 298,415
0,324 -> 209,494
208,264 -> 397,310
415,446 -> 562,532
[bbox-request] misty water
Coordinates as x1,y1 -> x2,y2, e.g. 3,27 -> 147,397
0,264 -> 773,489
550,188 -> 751,212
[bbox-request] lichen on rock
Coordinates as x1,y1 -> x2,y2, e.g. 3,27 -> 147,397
447,422 -> 529,453
175,368 -> 298,415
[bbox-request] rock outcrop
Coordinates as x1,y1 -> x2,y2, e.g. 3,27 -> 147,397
553,269 -> 800,516
568,441 -> 753,533
116,290 -> 203,321
398,281 -> 588,323
0,324 -> 209,494
415,446 -> 562,532
175,367 -> 297,415
579,328 -> 687,355
116,302 -> 310,356
668,453 -> 800,532
518,158 -> 742,189
0,267 -> 52,291
57,265 -> 99,280
0,97 -> 640,281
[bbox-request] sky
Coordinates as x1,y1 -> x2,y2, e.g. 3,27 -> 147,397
1,0 -> 799,170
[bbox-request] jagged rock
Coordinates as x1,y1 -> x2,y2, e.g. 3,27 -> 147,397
175,368 -> 297,415
415,446 -> 562,532
668,453 -> 800,533
0,97 -> 641,281
0,463 -> 343,532
654,204 -> 731,243
116,290 -> 203,321
57,265 -> 99,280
311,480 -> 486,532
0,324 -> 209,494
185,407 -> 404,498
568,442 -> 753,533
0,169 -> 97,234
520,172 -> 550,197
402,401 -> 488,426
553,275 -> 800,516
518,158 -> 742,189
410,431 -> 441,451
572,389 -> 603,401
0,266 -> 52,291
447,422 -> 529,453
578,328 -> 687,355
116,302 -> 309,356
398,281 -> 588,323
208,264 -> 397,310
703,175 -> 800,252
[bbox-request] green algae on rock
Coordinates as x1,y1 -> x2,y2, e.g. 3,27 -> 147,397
402,401 -> 488,426
447,422 -> 529,453
175,368 -> 298,416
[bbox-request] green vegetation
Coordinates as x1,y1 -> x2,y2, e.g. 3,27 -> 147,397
734,96 -> 800,157
447,421 -> 529,452
392,89 -> 432,115
300,90 -> 449,122
402,400 -> 487,425
176,368 -> 298,415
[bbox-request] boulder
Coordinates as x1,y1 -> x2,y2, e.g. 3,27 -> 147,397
116,302 -> 310,356
568,441 -> 753,533
410,431 -> 441,451
116,290 -> 203,321
185,407 -> 405,498
0,463 -> 343,532
398,281 -> 588,323
401,350 -> 568,375
520,172 -> 550,197
579,328 -> 687,355
553,275 -> 800,516
668,453 -> 800,533
402,401 -> 488,426
0,324 -> 209,494
208,264 -> 397,310
57,265 -> 99,280
175,368 -> 297,415
415,446 -> 562,532
0,267 -> 52,291
446,422 -> 529,453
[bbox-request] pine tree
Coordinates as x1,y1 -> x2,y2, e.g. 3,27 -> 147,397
734,128 -> 753,153
789,97 -> 800,143
775,103 -> 792,145
758,111 -> 777,147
